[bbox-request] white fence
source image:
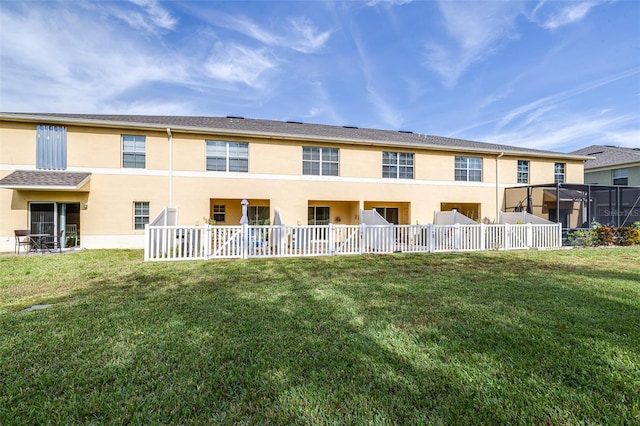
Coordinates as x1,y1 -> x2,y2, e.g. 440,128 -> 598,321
144,223 -> 562,261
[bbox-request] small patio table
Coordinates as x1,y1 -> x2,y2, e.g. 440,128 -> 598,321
29,233 -> 50,253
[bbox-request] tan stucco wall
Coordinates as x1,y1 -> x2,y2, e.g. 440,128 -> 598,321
0,119 -> 586,250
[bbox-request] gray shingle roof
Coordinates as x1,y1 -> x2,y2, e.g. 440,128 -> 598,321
0,170 -> 91,189
0,112 -> 587,159
570,145 -> 640,169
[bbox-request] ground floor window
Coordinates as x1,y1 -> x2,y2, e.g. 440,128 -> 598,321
372,207 -> 399,224
134,202 -> 149,230
249,206 -> 269,225
213,204 -> 226,223
308,206 -> 330,225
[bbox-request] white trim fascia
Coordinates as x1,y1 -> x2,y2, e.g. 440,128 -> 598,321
0,185 -> 84,191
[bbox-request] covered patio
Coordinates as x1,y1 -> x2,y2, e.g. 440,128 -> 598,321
504,183 -> 640,229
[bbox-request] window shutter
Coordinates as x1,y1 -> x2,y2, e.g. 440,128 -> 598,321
36,125 -> 67,170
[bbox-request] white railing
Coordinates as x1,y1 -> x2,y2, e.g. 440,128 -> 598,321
145,223 -> 562,261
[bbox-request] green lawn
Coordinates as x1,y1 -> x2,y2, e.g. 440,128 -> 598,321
1,248 -> 639,425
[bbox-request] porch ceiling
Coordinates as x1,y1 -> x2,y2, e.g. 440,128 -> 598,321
0,170 -> 91,191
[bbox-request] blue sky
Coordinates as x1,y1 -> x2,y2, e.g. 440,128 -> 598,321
1,0 -> 638,153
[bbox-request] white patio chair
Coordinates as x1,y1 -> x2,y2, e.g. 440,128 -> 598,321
65,224 -> 78,247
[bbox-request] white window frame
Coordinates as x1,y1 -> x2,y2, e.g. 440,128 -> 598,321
133,202 -> 149,230
382,152 -> 414,179
517,160 -> 530,184
122,135 -> 146,169
612,168 -> 629,186
206,141 -> 249,172
302,147 -> 339,176
554,162 -> 565,184
249,206 -> 270,225
372,207 -> 399,224
308,206 -> 330,225
213,204 -> 226,223
455,156 -> 482,182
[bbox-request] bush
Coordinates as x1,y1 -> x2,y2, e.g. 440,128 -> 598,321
566,225 -> 640,247
567,229 -> 596,247
593,226 -> 616,246
616,227 -> 640,246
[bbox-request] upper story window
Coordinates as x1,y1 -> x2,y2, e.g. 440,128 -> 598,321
455,156 -> 482,182
382,152 -> 414,179
133,201 -> 149,230
36,125 -> 67,170
517,160 -> 530,184
206,141 -> 248,172
554,162 -> 565,184
612,168 -> 628,185
122,135 -> 146,168
303,147 -> 339,176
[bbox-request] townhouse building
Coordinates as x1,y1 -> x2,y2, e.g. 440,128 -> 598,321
0,113 -> 587,251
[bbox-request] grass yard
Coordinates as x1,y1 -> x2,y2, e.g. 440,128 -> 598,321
1,248 -> 639,425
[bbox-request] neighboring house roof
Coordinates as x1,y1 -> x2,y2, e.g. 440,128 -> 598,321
0,112 -> 588,160
0,170 -> 91,191
570,145 -> 640,170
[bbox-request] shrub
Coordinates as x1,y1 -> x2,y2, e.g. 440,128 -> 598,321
594,226 -> 615,246
567,229 -> 596,247
616,227 -> 640,246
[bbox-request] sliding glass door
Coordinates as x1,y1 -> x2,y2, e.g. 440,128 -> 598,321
29,202 -> 81,247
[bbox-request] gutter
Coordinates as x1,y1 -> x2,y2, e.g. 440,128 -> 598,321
167,127 -> 173,208
496,152 -> 504,222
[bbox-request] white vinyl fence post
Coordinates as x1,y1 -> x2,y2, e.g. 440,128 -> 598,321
242,224 -> 249,259
329,223 -> 335,255
504,223 -> 511,250
144,224 -> 150,261
205,224 -> 212,258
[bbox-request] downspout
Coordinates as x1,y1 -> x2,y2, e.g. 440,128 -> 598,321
167,128 -> 173,208
496,152 -> 504,222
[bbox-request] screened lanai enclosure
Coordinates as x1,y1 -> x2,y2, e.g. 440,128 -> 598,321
504,184 -> 640,229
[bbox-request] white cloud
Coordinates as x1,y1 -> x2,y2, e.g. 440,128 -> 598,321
497,69 -> 639,129
288,18 -> 332,53
485,113 -> 640,152
366,0 -> 414,6
208,13 -> 331,53
424,1 -> 523,87
0,3 -> 186,112
107,0 -> 177,33
534,1 -> 598,30
204,43 -> 276,88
